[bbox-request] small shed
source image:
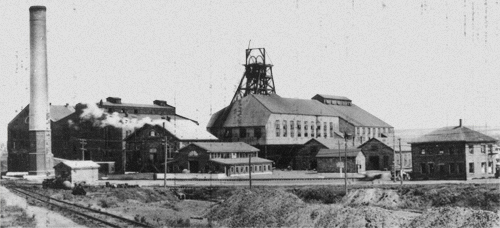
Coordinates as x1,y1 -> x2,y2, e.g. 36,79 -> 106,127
210,157 -> 273,176
54,160 -> 100,184
316,148 -> 365,173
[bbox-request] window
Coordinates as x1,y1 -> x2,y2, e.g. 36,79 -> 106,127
421,163 -> 427,173
488,162 -> 493,173
290,121 -> 294,137
449,163 -> 456,173
469,162 -> 474,173
239,128 -> 247,138
323,122 -> 327,138
297,121 -> 302,137
488,145 -> 493,154
254,127 -> 262,138
439,147 -> 444,154
469,145 -> 474,154
421,148 -> 426,155
316,121 -> 321,138
283,120 -> 287,137
439,164 -> 446,173
330,122 -> 334,138
481,162 -> 486,173
458,163 -> 465,173
304,121 -> 308,137
481,145 -> 486,153
149,130 -> 156,137
428,163 -> 435,173
275,120 -> 280,137
310,123 -> 315,137
225,129 -> 232,138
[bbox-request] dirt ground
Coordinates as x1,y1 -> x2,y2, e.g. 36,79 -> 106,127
2,182 -> 499,228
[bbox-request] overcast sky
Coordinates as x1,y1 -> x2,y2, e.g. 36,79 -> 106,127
1,0 -> 499,143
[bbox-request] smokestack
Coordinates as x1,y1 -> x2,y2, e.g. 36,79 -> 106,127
459,119 -> 462,127
28,6 -> 54,176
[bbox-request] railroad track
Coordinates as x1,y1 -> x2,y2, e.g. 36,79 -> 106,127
10,187 -> 152,228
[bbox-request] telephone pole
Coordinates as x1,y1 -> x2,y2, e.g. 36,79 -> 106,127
79,139 -> 87,160
399,138 -> 403,185
249,151 -> 252,189
163,122 -> 167,188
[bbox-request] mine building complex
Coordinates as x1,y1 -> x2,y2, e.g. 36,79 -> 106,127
207,48 -> 394,170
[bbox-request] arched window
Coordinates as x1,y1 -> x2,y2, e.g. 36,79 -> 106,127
275,120 -> 280,137
290,121 -> 295,137
323,122 -> 327,138
330,122 -> 334,138
297,121 -> 302,137
304,121 -> 308,137
283,120 -> 287,137
316,121 -> 321,138
310,122 -> 315,137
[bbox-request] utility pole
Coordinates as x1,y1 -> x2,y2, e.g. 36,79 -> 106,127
392,134 -> 396,182
79,139 -> 87,160
163,122 -> 167,188
249,151 -> 252,189
344,133 -> 350,195
399,138 -> 403,185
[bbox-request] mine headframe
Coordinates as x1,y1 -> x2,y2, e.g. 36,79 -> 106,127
230,48 -> 276,103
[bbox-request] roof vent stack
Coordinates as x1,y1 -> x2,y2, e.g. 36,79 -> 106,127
459,119 -> 462,127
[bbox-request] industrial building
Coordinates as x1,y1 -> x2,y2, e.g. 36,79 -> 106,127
174,142 -> 273,176
357,137 -> 412,172
124,120 -> 218,173
409,120 -> 498,180
316,148 -> 365,173
207,48 -> 394,170
8,97 -> 201,174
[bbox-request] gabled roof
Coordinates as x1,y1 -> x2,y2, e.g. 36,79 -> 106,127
210,157 -> 272,165
358,137 -> 412,151
50,105 -> 75,122
305,137 -> 345,149
316,148 -> 363,158
253,94 -> 341,117
409,126 -> 498,144
207,94 -> 392,129
190,142 -> 259,153
55,160 -> 100,169
124,119 -> 217,141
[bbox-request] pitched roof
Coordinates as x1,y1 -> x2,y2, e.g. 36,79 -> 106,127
50,105 -> 75,121
409,126 -> 498,144
253,94 -> 341,117
55,160 -> 100,169
100,101 -> 174,109
358,137 -> 412,151
210,157 -> 272,165
316,148 -> 363,158
324,103 -> 392,127
305,137 -> 345,149
124,118 -> 217,141
191,142 -> 259,153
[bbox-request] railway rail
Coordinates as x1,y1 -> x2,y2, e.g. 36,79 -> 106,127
10,187 -> 152,228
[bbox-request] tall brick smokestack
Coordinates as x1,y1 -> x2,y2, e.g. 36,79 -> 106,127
28,6 -> 53,176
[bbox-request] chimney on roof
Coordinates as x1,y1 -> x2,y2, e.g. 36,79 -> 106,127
106,97 -> 121,104
459,119 -> 462,127
154,100 -> 167,106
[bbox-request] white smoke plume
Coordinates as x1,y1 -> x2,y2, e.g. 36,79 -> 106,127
77,102 -> 216,140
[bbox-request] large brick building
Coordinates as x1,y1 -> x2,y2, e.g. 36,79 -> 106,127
7,97 -> 199,173
409,121 -> 498,180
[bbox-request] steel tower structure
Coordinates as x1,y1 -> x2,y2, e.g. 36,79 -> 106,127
230,48 -> 276,103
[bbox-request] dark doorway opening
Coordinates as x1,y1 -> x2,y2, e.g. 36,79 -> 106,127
369,156 -> 380,170
189,161 -> 199,173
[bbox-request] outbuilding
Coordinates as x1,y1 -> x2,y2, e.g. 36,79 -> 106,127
54,160 -> 100,184
316,148 -> 365,173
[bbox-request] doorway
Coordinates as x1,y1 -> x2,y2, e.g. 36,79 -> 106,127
369,156 -> 380,170
189,161 -> 199,173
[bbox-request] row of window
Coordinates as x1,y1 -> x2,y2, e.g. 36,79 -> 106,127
209,152 -> 257,159
230,164 -> 271,174
107,108 -> 170,115
224,128 -> 262,139
356,127 -> 392,137
420,144 -> 494,155
420,162 -> 494,174
275,120 -> 336,138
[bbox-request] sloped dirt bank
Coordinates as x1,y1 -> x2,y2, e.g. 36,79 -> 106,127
208,187 -> 500,227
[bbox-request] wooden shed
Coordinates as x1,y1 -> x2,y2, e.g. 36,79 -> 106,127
54,160 -> 100,184
316,148 -> 365,173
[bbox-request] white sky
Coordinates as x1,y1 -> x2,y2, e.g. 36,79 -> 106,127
1,0 -> 500,144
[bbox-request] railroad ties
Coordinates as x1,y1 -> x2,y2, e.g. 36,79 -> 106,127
10,187 -> 152,228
